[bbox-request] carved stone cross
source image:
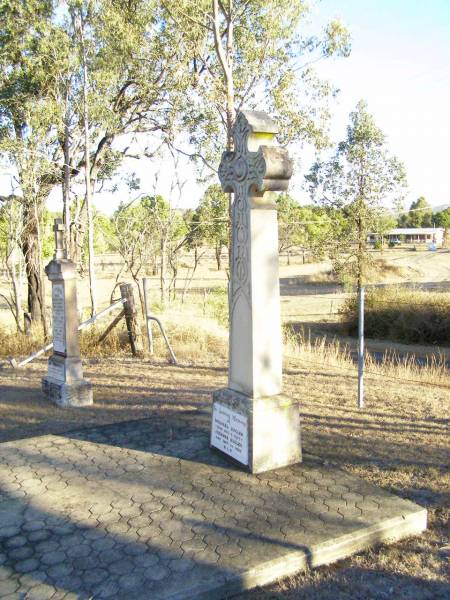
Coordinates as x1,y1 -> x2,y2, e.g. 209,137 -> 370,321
218,110 -> 292,398
211,110 -> 301,473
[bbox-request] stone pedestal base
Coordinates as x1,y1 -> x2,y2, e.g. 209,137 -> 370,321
42,377 -> 93,407
211,388 -> 301,473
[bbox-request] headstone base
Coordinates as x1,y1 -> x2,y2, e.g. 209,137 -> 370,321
42,377 -> 93,407
211,387 -> 301,473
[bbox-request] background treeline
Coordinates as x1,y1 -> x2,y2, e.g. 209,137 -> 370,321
0,1 -> 448,335
0,0 -> 351,331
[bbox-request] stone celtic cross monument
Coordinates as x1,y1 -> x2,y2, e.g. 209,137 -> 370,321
42,219 -> 93,407
211,110 -> 301,473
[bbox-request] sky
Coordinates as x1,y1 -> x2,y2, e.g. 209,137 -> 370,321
305,0 -> 450,210
2,0 -> 450,214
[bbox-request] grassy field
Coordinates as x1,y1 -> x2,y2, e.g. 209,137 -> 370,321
1,247 -> 449,362
0,321 -> 448,599
342,287 -> 450,345
0,248 -> 449,598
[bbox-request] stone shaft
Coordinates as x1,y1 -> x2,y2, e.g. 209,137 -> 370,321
42,220 -> 92,407
229,196 -> 282,397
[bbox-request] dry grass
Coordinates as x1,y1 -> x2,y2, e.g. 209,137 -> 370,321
0,315 -> 449,599
0,339 -> 449,599
299,258 -> 408,286
365,257 -> 408,282
0,290 -> 229,365
342,287 -> 450,345
284,326 -> 450,389
301,270 -> 336,284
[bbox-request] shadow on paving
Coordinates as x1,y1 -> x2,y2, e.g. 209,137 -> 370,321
1,484 -> 282,599
0,410 -> 383,600
0,381 -> 213,444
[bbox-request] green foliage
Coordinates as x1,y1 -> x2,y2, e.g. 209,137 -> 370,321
41,209 -> 57,260
374,239 -> 383,250
165,0 -> 351,166
93,212 -> 115,254
183,208 -> 203,252
195,184 -> 228,260
204,287 -> 228,327
306,100 -> 407,287
276,194 -> 332,258
142,195 -> 187,242
435,207 -> 450,229
399,196 -> 433,228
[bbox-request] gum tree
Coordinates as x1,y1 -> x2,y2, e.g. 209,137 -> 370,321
0,0 -> 70,331
162,0 -> 350,268
306,100 -> 407,288
0,0 -> 192,325
164,0 -> 351,160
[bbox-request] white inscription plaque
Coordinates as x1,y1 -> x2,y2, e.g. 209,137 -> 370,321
52,283 -> 66,353
211,403 -> 248,465
47,361 -> 65,382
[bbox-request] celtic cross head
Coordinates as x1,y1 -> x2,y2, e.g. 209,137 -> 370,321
218,110 -> 293,202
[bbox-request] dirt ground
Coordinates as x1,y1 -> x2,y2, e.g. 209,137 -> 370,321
0,355 -> 448,599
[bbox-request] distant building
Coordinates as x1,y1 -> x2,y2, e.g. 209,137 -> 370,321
368,228 -> 445,247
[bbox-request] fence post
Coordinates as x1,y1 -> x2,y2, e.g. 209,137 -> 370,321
143,277 -> 153,355
358,286 -> 365,409
24,312 -> 32,337
120,283 -> 144,358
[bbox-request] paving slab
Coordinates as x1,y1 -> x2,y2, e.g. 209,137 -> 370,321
0,411 -> 426,600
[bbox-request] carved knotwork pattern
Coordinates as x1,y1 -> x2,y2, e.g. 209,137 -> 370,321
218,113 -> 266,310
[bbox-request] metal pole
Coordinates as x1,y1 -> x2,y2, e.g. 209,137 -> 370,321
10,298 -> 126,368
147,315 -> 177,365
143,277 -> 154,355
357,285 -> 365,409
78,298 -> 126,331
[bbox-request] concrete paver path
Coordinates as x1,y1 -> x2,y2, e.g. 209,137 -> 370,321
0,411 -> 426,599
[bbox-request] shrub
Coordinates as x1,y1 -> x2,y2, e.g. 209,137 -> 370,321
341,287 -> 450,345
204,287 -> 229,327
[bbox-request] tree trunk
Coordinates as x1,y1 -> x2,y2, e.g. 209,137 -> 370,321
71,199 -> 80,267
357,213 -> 364,291
10,258 -> 23,332
160,236 -> 167,306
131,271 -> 145,318
63,88 -> 71,256
21,204 -> 45,327
215,243 -> 222,270
212,0 -> 235,276
80,12 -> 97,317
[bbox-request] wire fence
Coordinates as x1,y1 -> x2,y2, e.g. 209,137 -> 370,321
1,238 -> 448,392
286,355 -> 450,390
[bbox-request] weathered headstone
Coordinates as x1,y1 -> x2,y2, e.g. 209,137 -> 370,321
42,219 -> 93,406
211,110 -> 301,473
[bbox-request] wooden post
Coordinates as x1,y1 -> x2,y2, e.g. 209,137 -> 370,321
97,310 -> 125,344
24,312 -> 32,337
120,283 -> 144,358
143,277 -> 154,355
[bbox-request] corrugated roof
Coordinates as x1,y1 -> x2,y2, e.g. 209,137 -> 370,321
388,228 -> 444,235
